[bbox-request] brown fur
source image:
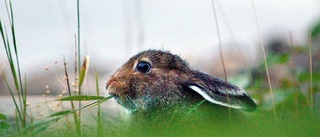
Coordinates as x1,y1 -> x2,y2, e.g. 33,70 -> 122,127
106,50 -> 257,119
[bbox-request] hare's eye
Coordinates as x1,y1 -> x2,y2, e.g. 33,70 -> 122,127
136,61 -> 151,73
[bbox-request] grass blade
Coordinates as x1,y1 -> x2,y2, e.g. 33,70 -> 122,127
21,96 -> 112,136
0,21 -> 7,48
2,1 -> 26,129
51,96 -> 112,118
23,74 -> 27,127
63,56 -> 81,136
57,95 -> 105,101
49,110 -> 72,117
308,28 -> 313,111
6,0 -> 24,108
77,0 -> 81,72
22,116 -> 60,136
182,99 -> 206,119
251,0 -> 277,126
80,96 -> 113,108
211,0 -> 232,121
3,74 -> 23,123
95,72 -> 103,137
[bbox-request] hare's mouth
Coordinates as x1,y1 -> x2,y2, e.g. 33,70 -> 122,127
107,82 -> 139,111
112,94 -> 139,112
108,87 -> 138,112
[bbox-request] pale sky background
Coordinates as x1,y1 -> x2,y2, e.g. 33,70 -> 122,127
0,0 -> 319,94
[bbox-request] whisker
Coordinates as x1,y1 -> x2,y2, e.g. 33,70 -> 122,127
126,95 -> 138,110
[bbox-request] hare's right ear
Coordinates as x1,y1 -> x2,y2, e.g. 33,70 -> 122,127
185,71 -> 257,112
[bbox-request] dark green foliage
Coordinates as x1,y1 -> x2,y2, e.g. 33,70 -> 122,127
248,37 -> 320,132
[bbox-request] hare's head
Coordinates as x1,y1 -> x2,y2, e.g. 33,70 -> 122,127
106,50 -> 257,113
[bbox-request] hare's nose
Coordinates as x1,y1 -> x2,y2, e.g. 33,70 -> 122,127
106,77 -> 116,88
106,83 -> 116,96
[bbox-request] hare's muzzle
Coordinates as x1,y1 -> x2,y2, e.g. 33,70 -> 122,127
106,80 -> 117,95
106,76 -> 129,97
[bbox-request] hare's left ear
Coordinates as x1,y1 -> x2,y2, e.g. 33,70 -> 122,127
185,71 -> 257,112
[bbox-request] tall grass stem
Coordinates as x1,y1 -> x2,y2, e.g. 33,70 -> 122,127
308,28 -> 313,112
289,32 -> 300,118
63,56 -> 81,136
77,1 -> 82,129
211,0 -> 232,121
2,0 -> 27,129
95,72 -> 103,137
7,0 -> 25,110
251,0 -> 278,126
77,0 -> 81,73
3,74 -> 23,123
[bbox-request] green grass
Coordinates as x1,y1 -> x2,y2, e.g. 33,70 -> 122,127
14,103 -> 320,137
0,0 -> 27,133
1,1 -> 320,137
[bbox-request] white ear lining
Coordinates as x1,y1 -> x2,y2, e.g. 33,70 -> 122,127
189,85 -> 242,109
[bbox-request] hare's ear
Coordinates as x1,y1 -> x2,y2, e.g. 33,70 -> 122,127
186,71 -> 257,112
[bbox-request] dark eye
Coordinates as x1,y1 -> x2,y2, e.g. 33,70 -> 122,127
136,61 -> 151,73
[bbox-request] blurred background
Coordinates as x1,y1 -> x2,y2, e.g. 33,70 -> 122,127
0,0 -> 319,96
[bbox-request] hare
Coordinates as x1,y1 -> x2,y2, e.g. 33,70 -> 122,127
106,50 -> 257,121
